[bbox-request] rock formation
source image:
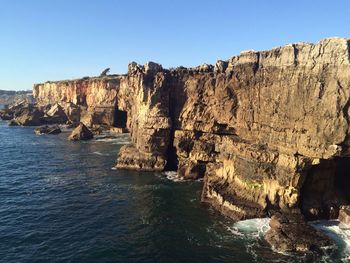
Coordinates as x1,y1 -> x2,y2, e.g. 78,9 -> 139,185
29,37 -> 350,252
265,211 -> 333,252
68,123 -> 94,141
34,125 -> 61,135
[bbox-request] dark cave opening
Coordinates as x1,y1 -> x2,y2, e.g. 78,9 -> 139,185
334,157 -> 350,202
113,109 -> 127,128
164,130 -> 178,172
300,157 -> 350,220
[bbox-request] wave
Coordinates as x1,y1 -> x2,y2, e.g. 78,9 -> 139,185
161,171 -> 204,183
163,171 -> 186,182
311,220 -> 350,262
94,134 -> 130,145
92,151 -> 110,156
225,218 -> 350,262
228,218 -> 271,238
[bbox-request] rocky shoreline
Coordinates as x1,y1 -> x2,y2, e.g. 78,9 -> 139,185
1,37 -> 350,254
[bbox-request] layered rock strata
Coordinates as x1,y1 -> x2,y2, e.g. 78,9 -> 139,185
33,75 -> 130,128
28,37 -> 350,251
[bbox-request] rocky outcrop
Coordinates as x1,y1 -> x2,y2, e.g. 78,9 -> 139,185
113,38 -> 350,223
31,38 -> 350,220
34,125 -> 61,135
0,101 -> 71,127
30,37 -> 350,253
265,211 -> 334,252
14,105 -> 44,126
116,62 -> 171,171
68,123 -> 94,141
33,75 -> 129,128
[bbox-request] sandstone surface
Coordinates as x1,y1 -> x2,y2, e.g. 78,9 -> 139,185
30,37 -> 350,252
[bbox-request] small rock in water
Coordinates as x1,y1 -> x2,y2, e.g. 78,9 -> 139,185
68,123 -> 94,141
34,125 -> 61,135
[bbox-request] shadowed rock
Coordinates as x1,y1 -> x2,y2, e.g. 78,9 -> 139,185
34,125 -> 61,135
265,212 -> 334,253
30,37 -> 350,253
68,123 -> 93,141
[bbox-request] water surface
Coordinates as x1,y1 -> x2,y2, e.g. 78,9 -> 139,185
0,118 -> 349,262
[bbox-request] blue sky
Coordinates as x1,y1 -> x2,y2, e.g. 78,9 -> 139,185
0,0 -> 349,90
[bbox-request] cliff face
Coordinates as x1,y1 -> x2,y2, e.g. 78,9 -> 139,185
33,76 -> 130,127
33,37 -> 350,222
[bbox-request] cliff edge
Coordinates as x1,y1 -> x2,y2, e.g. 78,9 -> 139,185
30,37 -> 350,252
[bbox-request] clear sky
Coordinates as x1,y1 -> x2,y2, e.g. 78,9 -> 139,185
0,0 -> 349,90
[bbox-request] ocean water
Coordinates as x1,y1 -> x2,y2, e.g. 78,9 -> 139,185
0,117 -> 350,262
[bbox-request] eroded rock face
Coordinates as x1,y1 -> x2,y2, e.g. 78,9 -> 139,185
171,38 -> 350,221
116,62 -> 172,171
33,76 -> 128,128
31,37 -> 350,252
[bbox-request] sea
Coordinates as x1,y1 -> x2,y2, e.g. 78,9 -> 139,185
1,104 -> 350,262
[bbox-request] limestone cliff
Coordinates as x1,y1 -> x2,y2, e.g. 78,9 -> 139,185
32,37 -> 350,223
33,75 -> 130,128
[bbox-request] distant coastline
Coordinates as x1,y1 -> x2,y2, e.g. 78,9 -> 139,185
0,90 -> 34,105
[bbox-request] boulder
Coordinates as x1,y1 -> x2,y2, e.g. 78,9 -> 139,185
43,103 -> 68,124
68,123 -> 94,141
34,125 -> 61,135
265,212 -> 334,253
14,106 -> 44,126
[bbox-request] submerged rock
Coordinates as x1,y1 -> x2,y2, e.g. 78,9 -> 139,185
68,123 -> 93,141
34,125 -> 61,135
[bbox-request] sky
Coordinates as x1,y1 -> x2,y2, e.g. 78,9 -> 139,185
0,0 -> 349,90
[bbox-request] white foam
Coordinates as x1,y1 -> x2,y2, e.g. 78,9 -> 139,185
311,220 -> 350,260
161,171 -> 205,182
92,151 -> 109,156
94,134 -> 130,145
163,171 -> 186,182
228,218 -> 271,238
